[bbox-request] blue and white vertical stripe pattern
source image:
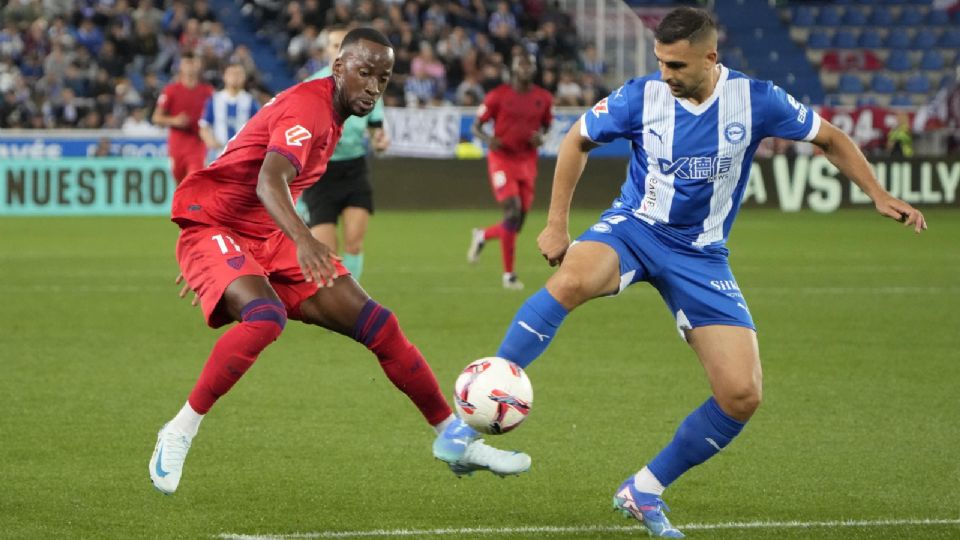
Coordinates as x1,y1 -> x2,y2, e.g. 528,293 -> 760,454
201,90 -> 259,147
581,65 -> 821,248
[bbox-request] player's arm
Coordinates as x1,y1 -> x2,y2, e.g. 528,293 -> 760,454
152,94 -> 188,128
811,120 -> 926,232
539,117 -> 599,266
471,116 -> 499,150
256,152 -> 340,284
199,124 -> 221,150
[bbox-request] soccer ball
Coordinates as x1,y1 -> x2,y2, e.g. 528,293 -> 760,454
453,357 -> 533,435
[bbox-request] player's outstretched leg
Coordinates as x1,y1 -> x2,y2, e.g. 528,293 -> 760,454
150,298 -> 287,494
350,299 -> 531,476
432,416 -> 531,477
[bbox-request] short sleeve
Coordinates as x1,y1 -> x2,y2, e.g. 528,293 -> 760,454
266,95 -> 326,174
760,82 -> 821,142
581,84 -> 634,143
199,96 -> 213,127
156,86 -> 173,113
541,92 -> 553,129
476,89 -> 499,123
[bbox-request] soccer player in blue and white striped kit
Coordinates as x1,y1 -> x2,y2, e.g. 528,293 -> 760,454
433,7 -> 926,537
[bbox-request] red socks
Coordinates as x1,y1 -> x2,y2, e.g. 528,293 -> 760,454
484,221 -> 518,274
187,300 -> 286,414
353,300 -> 452,426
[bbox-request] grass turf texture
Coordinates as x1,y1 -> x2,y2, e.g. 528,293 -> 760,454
1,209 -> 957,539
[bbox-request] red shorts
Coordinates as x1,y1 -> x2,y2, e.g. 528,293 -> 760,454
487,153 -> 538,211
169,147 -> 206,184
176,225 -> 349,328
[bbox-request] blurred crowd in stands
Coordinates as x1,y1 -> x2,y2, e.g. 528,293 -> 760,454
0,0 -> 612,131
0,0 -> 956,157
257,0 -> 610,108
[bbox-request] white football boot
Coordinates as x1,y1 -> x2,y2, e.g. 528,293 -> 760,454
149,423 -> 193,494
433,417 -> 531,477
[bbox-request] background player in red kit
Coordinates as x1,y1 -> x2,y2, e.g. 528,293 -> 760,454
149,28 -> 530,495
152,52 -> 214,184
468,54 -> 553,290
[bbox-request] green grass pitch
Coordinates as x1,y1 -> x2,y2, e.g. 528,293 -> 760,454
1,209 -> 957,539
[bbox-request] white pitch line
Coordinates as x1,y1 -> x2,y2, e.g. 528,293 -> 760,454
218,517 -> 960,539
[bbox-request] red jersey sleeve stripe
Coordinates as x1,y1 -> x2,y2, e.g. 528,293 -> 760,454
266,145 -> 303,175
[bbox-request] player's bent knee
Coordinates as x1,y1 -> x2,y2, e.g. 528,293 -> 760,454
240,298 -> 287,339
717,383 -> 762,420
545,269 -> 594,310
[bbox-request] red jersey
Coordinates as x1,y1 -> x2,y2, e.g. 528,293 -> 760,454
477,83 -> 553,158
157,79 -> 214,153
171,77 -> 344,239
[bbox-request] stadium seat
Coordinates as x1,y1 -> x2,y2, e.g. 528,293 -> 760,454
884,31 -> 911,50
904,74 -> 931,93
870,74 -> 896,94
909,31 -> 938,50
792,6 -> 816,27
859,29 -> 883,49
838,73 -> 864,93
818,6 -> 842,26
890,94 -> 912,107
885,50 -> 912,72
807,30 -> 832,49
870,7 -> 894,26
938,29 -> 960,48
897,7 -> 924,26
842,8 -> 868,26
926,10 -> 950,25
857,95 -> 878,107
919,50 -> 945,70
834,29 -> 858,49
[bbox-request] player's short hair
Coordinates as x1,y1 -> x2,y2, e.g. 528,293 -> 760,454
340,27 -> 392,51
654,7 -> 717,45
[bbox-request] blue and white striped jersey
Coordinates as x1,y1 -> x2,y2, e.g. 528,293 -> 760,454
200,90 -> 260,147
581,65 -> 820,248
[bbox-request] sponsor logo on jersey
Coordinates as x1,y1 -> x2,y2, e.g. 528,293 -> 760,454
724,122 -> 746,143
285,125 -> 312,146
657,156 -> 734,181
591,222 -> 612,233
591,97 -> 608,118
710,279 -> 740,291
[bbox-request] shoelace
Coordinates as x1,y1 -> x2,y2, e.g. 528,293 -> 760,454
161,433 -> 191,473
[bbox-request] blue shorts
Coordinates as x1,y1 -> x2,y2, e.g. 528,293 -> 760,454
576,209 -> 755,339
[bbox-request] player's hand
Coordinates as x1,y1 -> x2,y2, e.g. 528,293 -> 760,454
874,193 -> 927,233
170,113 -> 190,128
296,236 -> 342,287
488,137 -> 502,151
175,273 -> 199,307
537,225 -> 570,267
529,132 -> 545,147
371,130 -> 390,153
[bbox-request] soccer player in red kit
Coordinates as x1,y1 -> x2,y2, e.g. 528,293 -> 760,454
149,28 -> 530,495
152,52 -> 214,184
468,53 -> 553,290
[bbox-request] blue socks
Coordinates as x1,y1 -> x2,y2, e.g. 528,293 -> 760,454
647,397 -> 746,488
496,288 -> 568,368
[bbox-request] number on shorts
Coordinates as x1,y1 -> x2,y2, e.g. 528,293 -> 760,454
211,234 -> 241,254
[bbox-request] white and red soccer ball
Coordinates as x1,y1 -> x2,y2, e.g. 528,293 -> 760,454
454,357 -> 533,435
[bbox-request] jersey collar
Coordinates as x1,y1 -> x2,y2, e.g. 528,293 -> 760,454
675,64 -> 728,116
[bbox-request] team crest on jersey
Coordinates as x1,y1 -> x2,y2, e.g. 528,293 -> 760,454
724,122 -> 746,143
285,125 -> 312,146
591,97 -> 608,118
